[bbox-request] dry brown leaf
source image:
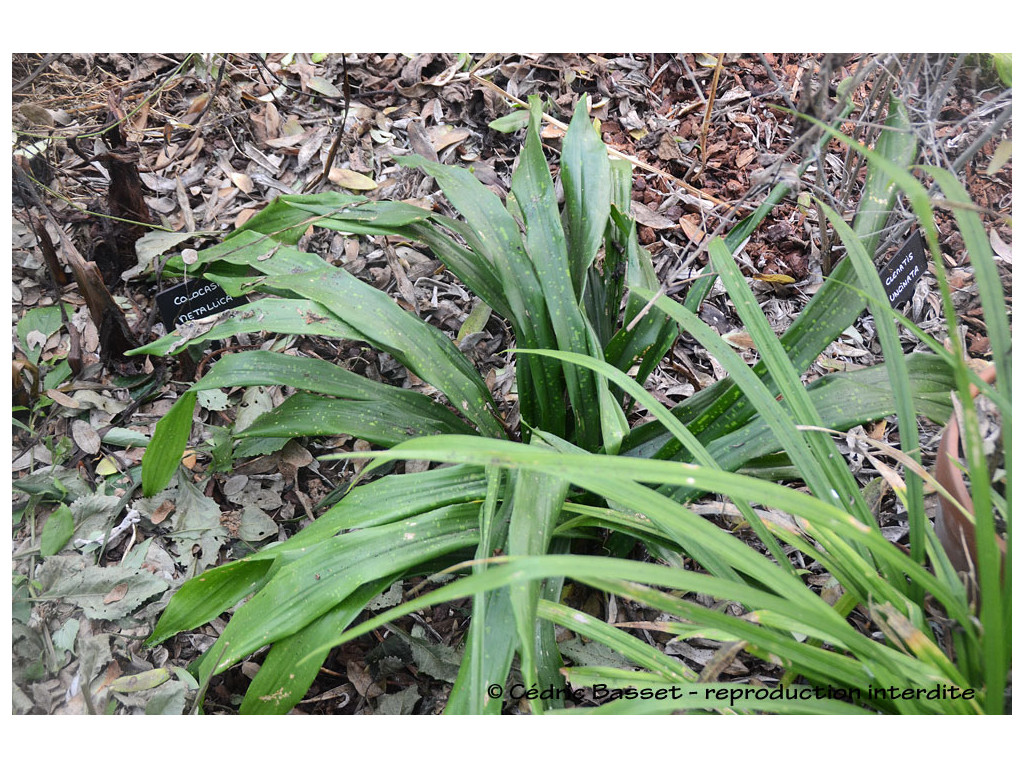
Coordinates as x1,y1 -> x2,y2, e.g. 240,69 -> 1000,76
230,172 -> 254,194
346,660 -> 382,698
830,341 -> 869,358
735,147 -> 757,169
126,100 -> 149,142
263,132 -> 308,149
721,330 -> 757,349
150,500 -> 174,525
280,440 -> 313,468
705,139 -> 728,157
656,132 -> 684,161
71,420 -> 101,455
46,389 -> 80,409
989,229 -> 1011,263
429,125 -> 471,152
869,420 -> 888,442
103,583 -> 130,605
181,93 -> 211,123
630,201 -> 676,230
679,216 -> 707,245
18,103 -> 53,127
234,208 -> 258,229
407,120 -> 438,162
308,76 -> 342,98
865,453 -> 906,492
329,167 -> 377,190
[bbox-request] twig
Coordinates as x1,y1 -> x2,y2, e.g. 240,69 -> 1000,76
304,55 -> 351,193
756,54 -> 798,112
13,53 -> 61,91
185,53 -> 228,130
698,53 -> 726,176
624,286 -> 667,333
951,102 -> 1013,174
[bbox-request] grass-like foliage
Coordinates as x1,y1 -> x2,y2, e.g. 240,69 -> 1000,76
133,95 -> 1008,714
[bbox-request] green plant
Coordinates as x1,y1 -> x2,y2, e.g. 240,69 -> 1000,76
132,93 -> 1007,714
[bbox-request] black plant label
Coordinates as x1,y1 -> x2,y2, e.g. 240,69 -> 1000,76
878,230 -> 927,310
156,278 -> 248,329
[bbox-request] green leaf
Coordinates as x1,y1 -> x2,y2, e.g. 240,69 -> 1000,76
542,600 -> 694,683
147,557 -> 273,646
100,428 -> 150,448
700,354 -> 953,468
518,347 -> 793,573
818,199 -> 927,571
196,351 -> 475,442
603,205 -> 678,384
488,110 -> 530,133
447,467 -> 515,714
39,503 -> 74,556
339,437 -> 970,626
197,504 -> 479,683
992,53 -> 1011,86
229,192 -> 366,245
129,298 -> 365,357
457,300 -> 492,343
507,464 -> 570,713
168,229 -> 325,275
314,465 -> 489,532
237,392 -> 474,445
851,96 -> 917,258
707,240 -> 869,518
923,166 -> 1011,404
299,546 -> 973,712
239,578 -> 389,714
512,97 -> 602,449
561,98 -> 611,297
397,153 -> 563,437
141,390 -> 196,496
17,305 -> 65,366
404,219 -> 512,319
259,267 -> 505,438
